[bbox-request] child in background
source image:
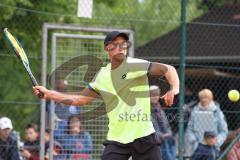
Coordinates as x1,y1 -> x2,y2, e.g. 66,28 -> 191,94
60,115 -> 93,159
191,131 -> 220,160
20,123 -> 39,160
44,129 -> 62,160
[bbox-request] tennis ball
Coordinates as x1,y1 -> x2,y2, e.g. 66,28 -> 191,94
228,90 -> 240,102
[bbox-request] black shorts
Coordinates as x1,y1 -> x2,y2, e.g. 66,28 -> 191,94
101,133 -> 162,160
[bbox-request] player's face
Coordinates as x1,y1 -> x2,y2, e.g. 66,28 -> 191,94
25,128 -> 38,142
105,36 -> 129,62
0,128 -> 11,141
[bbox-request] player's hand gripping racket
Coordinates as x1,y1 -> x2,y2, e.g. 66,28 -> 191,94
4,28 -> 43,98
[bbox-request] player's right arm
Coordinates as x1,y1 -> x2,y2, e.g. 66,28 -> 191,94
33,86 -> 98,106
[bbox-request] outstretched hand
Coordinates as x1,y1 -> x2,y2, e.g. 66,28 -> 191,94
160,89 -> 175,107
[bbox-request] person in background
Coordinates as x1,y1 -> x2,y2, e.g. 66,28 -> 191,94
46,80 -> 80,140
20,123 -> 39,160
60,115 -> 93,159
226,128 -> 240,160
0,117 -> 20,160
53,80 -> 81,121
150,85 -> 176,160
191,131 -> 220,160
44,129 -> 62,160
186,89 -> 228,155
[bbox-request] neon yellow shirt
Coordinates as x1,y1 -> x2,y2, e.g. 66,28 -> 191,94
89,57 -> 155,144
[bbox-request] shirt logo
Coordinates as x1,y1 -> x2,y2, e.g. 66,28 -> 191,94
122,73 -> 127,79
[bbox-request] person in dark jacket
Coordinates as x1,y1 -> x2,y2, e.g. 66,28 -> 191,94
150,85 -> 176,160
0,117 -> 20,160
191,131 -> 220,160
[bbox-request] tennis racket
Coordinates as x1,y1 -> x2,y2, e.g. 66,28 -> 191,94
4,28 -> 43,98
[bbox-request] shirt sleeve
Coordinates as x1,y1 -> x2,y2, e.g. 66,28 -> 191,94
127,58 -> 151,78
88,68 -> 102,94
87,84 -> 99,94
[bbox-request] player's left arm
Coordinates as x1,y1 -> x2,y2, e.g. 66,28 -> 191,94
149,62 -> 180,106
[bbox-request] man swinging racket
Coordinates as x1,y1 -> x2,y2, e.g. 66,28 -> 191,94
33,31 -> 179,160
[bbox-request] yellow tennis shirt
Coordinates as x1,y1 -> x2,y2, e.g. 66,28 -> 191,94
89,57 -> 155,144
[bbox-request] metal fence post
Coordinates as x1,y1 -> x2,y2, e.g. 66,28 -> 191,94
178,0 -> 187,159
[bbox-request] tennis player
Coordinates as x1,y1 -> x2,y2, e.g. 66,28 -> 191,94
33,31 -> 179,160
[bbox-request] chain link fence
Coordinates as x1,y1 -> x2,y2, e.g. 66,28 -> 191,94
0,0 -> 240,160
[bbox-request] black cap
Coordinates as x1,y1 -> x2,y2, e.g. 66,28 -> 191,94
204,131 -> 217,138
104,31 -> 129,46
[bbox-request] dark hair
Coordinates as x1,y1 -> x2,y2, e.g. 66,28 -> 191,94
24,123 -> 38,132
45,128 -> 50,134
66,114 -> 85,135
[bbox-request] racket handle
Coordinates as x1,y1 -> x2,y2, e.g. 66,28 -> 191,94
30,75 -> 44,98
37,91 -> 44,98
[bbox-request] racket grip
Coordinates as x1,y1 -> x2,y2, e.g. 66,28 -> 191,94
29,74 -> 44,98
31,77 -> 44,98
38,91 -> 44,98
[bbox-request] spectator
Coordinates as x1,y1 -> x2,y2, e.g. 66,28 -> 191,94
226,128 -> 240,160
186,89 -> 228,155
54,80 -> 81,121
184,86 -> 198,119
46,80 -> 80,139
47,80 -> 80,121
227,141 -> 240,160
20,123 -> 39,160
191,131 -> 220,160
60,115 -> 93,159
44,129 -> 62,160
0,117 -> 20,160
150,85 -> 176,160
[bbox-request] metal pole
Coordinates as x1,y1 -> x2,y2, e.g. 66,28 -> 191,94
39,23 -> 48,160
178,0 -> 187,159
47,33 -> 57,160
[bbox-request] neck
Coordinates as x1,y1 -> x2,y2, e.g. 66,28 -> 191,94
111,57 -> 125,69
